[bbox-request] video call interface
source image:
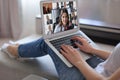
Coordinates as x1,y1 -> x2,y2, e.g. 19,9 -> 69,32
43,1 -> 78,35
42,1 -> 78,35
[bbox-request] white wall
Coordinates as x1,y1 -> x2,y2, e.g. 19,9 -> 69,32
78,0 -> 120,25
20,0 -> 41,38
105,0 -> 120,24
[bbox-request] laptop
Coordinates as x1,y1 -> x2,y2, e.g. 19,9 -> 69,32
40,0 -> 96,67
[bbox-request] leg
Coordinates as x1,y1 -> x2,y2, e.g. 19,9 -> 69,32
18,38 -> 85,80
43,43 -> 85,80
49,50 -> 103,80
44,42 -> 104,80
7,38 -> 85,80
7,38 -> 91,80
7,38 -> 48,58
18,38 -> 48,57
49,51 -> 85,80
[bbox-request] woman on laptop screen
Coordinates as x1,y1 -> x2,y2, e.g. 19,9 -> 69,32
54,8 -> 75,33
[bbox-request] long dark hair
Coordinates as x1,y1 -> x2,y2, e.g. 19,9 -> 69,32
59,8 -> 69,26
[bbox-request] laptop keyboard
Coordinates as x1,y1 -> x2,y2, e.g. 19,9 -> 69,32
50,33 -> 82,51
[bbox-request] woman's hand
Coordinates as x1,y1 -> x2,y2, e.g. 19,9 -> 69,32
60,44 -> 84,66
72,36 -> 95,54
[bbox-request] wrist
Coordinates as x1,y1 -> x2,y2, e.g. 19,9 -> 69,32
90,48 -> 98,54
75,59 -> 85,68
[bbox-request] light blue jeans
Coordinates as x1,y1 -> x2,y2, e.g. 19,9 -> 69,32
18,38 -> 103,80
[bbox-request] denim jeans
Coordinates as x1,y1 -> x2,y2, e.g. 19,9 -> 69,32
18,38 -> 103,80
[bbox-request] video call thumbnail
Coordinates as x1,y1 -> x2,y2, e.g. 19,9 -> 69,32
42,1 -> 78,35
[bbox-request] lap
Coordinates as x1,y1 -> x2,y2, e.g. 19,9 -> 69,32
48,45 -> 104,80
18,38 -> 104,80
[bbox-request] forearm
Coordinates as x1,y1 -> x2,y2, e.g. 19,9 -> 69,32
75,60 -> 106,80
91,48 -> 111,60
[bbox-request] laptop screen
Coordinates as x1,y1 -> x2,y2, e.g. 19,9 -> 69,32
41,1 -> 78,35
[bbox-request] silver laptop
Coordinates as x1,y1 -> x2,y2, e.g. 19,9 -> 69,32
40,0 -> 96,67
